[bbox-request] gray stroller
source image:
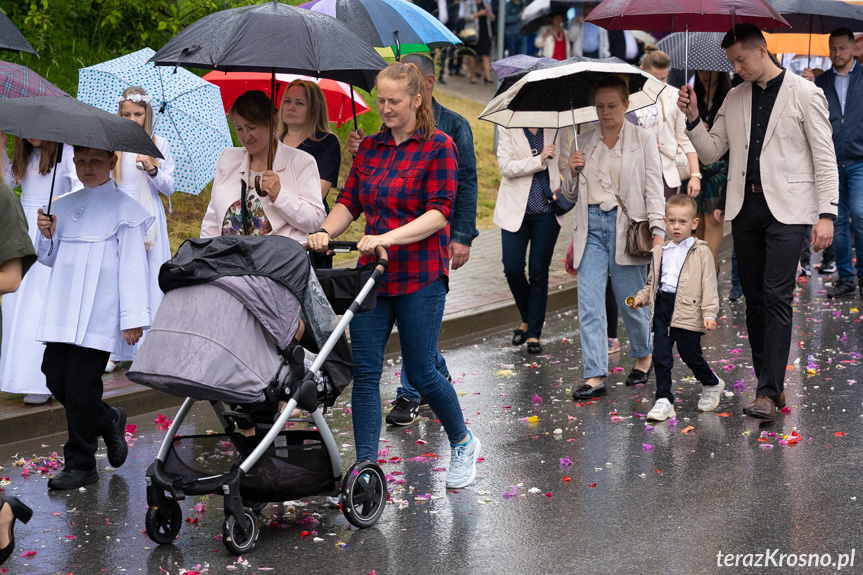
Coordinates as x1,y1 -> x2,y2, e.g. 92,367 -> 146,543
128,236 -> 388,555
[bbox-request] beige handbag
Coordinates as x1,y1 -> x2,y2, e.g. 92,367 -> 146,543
657,96 -> 691,182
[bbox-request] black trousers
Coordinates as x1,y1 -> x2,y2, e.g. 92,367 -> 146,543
653,291 -> 719,403
42,343 -> 115,471
732,189 -> 808,402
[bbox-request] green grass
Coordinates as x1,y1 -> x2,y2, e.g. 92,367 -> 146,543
165,89 -> 500,264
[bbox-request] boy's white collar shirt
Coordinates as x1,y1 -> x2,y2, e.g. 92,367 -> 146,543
660,236 -> 695,293
35,181 -> 153,355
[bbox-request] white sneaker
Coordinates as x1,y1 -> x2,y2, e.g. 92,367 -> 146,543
445,431 -> 481,489
698,377 -> 725,412
104,360 -> 122,373
22,393 -> 51,405
646,398 -> 676,421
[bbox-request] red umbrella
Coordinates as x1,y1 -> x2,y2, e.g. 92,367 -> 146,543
585,0 -> 789,32
202,71 -> 370,127
586,0 -> 790,82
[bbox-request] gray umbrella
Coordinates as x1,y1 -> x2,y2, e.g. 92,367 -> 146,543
150,0 -> 385,93
656,32 -> 733,74
0,96 -> 163,215
0,12 -> 36,55
768,0 -> 863,34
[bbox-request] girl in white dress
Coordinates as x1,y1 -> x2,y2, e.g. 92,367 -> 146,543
0,136 -> 80,403
106,86 -> 176,371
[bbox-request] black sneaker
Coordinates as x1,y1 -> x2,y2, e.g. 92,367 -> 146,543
385,397 -> 420,426
828,278 -> 856,299
799,263 -> 812,278
819,260 -> 837,274
728,286 -> 743,301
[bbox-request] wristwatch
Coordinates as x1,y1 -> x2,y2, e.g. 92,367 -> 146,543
691,173 -> 703,179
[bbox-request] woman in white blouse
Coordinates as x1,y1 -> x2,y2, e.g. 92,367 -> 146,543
562,75 -> 666,400
635,45 -> 701,198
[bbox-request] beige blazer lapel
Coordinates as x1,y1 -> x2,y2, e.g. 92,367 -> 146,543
619,122 -> 639,200
762,75 -> 793,150
741,82 -> 752,147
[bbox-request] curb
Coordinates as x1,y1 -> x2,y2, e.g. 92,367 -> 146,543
0,232 -> 734,446
0,281 -> 579,446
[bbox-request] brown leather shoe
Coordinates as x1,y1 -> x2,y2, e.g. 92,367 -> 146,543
743,391 -> 786,414
745,396 -> 776,420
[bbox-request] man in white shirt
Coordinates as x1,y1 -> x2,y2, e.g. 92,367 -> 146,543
36,147 -> 152,490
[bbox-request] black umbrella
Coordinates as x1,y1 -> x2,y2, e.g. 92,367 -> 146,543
0,96 -> 163,216
0,12 -> 36,55
767,0 -> 863,64
656,32 -> 733,74
150,0 -> 386,193
768,0 -> 863,34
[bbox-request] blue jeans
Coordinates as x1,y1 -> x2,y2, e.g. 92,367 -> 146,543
396,349 -> 449,404
505,33 -> 529,57
349,278 -> 467,461
501,212 -> 561,340
577,206 -> 652,379
834,162 -> 863,280
731,247 -> 741,290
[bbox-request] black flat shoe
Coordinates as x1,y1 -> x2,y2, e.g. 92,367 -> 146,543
572,382 -> 607,400
103,407 -> 128,469
0,496 -> 33,565
625,362 -> 653,386
47,468 -> 99,491
527,341 -> 542,354
512,329 -> 527,346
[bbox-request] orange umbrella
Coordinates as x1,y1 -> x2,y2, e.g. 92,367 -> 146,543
764,32 -> 830,56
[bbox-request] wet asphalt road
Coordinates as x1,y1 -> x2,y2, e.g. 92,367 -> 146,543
1,263 -> 863,575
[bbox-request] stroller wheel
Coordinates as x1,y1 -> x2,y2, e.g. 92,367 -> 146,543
145,500 -> 183,544
340,460 -> 387,529
222,507 -> 259,556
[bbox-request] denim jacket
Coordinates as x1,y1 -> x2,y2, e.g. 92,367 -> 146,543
434,99 -> 479,246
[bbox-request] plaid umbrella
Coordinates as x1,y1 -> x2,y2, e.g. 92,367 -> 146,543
0,61 -> 67,98
77,47 -> 233,195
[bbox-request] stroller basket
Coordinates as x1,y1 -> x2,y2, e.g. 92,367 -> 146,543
164,431 -> 336,502
314,262 -> 378,315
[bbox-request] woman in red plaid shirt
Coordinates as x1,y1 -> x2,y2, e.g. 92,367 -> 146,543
309,62 -> 481,490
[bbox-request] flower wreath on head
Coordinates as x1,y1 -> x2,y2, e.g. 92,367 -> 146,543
117,93 -> 152,104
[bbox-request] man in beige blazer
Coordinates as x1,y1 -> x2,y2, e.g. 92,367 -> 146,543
678,24 -> 839,420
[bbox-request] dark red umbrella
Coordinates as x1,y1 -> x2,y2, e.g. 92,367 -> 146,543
586,0 -> 789,84
585,0 -> 789,32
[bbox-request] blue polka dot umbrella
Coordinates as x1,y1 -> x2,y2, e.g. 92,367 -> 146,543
77,47 -> 233,195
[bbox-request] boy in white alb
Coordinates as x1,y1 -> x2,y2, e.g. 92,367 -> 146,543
36,147 -> 152,490
631,195 -> 723,421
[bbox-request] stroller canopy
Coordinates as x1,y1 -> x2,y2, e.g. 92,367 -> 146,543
160,236 -> 309,302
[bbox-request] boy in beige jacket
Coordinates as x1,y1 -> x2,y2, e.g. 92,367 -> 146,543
631,195 -> 723,421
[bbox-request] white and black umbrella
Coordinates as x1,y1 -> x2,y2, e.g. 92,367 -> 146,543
656,32 -> 733,74
480,57 -> 666,145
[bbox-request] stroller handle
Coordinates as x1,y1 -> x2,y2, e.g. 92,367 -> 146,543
327,241 -> 388,272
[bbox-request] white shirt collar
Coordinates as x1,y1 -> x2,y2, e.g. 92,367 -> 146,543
662,236 -> 695,251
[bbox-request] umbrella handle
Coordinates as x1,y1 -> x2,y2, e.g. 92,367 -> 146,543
44,144 -> 63,219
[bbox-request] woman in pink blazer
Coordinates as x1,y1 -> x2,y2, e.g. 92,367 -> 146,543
201,90 -> 326,242
493,125 -> 571,355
